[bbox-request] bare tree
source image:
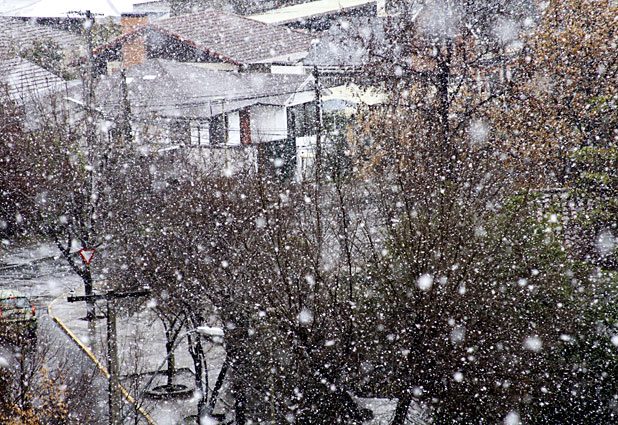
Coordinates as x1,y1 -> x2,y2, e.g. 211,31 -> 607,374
0,327 -> 103,424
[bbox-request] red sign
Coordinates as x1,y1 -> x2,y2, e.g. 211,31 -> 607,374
79,249 -> 96,265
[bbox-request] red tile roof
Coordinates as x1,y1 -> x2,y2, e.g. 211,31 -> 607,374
95,9 -> 315,65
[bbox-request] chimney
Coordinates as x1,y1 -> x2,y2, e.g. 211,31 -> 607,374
121,13 -> 149,68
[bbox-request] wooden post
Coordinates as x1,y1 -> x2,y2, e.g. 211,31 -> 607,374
312,65 -> 323,179
107,297 -> 120,425
67,289 -> 149,425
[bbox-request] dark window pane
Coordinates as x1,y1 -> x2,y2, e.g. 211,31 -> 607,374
210,115 -> 227,145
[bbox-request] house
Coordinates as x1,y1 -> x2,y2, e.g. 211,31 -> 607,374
0,16 -> 86,67
92,9 -> 316,74
131,0 -> 282,16
249,0 -> 377,33
303,16 -> 378,80
0,56 -> 66,100
131,0 -> 172,18
0,0 -> 132,17
84,9 -> 381,180
0,56 -> 74,132
81,59 -> 318,179
304,11 -> 521,96
0,17 -> 86,128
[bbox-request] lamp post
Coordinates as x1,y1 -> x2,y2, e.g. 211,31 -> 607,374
119,326 -> 224,424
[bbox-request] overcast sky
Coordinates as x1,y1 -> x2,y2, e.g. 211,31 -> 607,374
0,0 -> 137,17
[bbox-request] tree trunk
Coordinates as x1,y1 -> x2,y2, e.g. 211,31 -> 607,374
187,333 -> 208,423
234,386 -> 247,425
51,230 -> 96,321
158,312 -> 185,387
165,339 -> 175,387
207,360 -> 228,414
390,393 -> 412,425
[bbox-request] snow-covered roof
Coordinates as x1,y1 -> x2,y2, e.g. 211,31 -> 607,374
249,0 -> 377,26
0,17 -> 85,59
132,0 -> 170,16
303,16 -> 384,68
0,0 -> 134,17
305,14 -> 521,73
89,59 -> 314,120
0,56 -> 66,101
94,9 -> 316,66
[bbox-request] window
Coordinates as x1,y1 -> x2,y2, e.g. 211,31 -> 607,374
209,115 -> 227,145
0,297 -> 30,310
288,102 -> 317,138
170,120 -> 190,145
191,121 -> 209,146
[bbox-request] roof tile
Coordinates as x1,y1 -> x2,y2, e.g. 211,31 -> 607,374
0,17 -> 85,59
0,56 -> 66,100
96,9 -> 315,65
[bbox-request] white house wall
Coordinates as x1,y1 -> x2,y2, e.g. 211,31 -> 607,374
296,135 -> 316,182
249,105 -> 287,143
285,88 -> 315,107
228,111 -> 241,145
271,64 -> 305,75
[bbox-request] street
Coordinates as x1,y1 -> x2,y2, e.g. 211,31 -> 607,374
0,242 -> 78,304
0,242 -> 229,425
0,242 -> 109,423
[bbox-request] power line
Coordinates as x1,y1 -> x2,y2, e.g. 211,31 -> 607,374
104,0 -> 120,16
0,0 -> 44,16
92,56 -> 500,112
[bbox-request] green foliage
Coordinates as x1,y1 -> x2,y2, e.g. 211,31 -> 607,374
360,187 -> 587,424
566,146 -> 618,269
528,268 -> 618,424
19,39 -> 75,80
90,17 -> 121,47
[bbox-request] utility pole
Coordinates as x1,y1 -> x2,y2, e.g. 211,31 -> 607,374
221,99 -> 228,169
68,289 -> 150,425
312,66 -> 324,256
107,296 -> 120,425
312,65 -> 323,180
118,69 -> 133,143
67,8 -> 99,322
85,11 -> 96,323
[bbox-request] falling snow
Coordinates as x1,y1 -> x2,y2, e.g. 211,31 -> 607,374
1,0 -> 618,424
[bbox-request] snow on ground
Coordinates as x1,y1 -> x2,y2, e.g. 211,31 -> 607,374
0,242 -> 58,266
357,397 -> 431,425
